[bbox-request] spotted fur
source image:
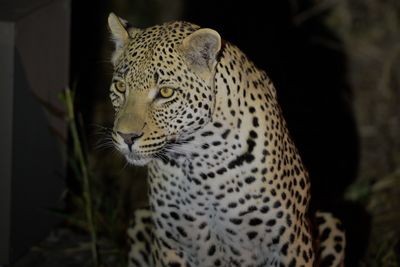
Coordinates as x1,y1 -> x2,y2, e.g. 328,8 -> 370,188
107,13 -> 345,267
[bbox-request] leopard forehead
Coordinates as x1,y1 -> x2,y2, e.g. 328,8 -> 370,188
113,21 -> 200,85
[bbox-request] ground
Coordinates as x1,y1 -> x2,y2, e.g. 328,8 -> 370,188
11,227 -> 124,267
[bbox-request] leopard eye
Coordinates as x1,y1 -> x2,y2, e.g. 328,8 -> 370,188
159,87 -> 175,98
115,80 -> 126,93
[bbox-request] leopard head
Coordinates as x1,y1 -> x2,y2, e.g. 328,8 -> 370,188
108,13 -> 221,165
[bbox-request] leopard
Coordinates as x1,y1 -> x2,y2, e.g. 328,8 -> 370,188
106,12 -> 346,267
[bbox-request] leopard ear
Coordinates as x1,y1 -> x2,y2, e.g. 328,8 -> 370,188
108,13 -> 130,49
181,28 -> 221,77
108,13 -> 132,65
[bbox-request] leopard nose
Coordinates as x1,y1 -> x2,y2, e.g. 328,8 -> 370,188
117,131 -> 143,146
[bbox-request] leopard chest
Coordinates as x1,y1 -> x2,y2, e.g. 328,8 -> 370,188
147,152 -> 295,265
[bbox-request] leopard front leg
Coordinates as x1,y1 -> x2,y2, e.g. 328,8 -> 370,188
127,209 -> 190,267
153,246 -> 190,267
127,208 -> 154,267
315,211 -> 346,267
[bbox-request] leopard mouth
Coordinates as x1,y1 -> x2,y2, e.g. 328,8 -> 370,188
116,134 -> 188,166
121,140 -> 170,166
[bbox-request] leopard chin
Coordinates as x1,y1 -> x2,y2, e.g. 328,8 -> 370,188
125,153 -> 153,166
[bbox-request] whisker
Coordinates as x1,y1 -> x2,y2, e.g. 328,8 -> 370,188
94,143 -> 115,152
89,124 -> 113,135
89,124 -> 117,153
121,160 -> 130,171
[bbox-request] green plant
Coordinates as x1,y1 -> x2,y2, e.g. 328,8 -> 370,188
62,88 -> 99,266
34,87 -> 129,267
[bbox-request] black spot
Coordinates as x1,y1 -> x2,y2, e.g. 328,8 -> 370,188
320,254 -> 335,267
266,219 -> 276,226
289,233 -> 295,244
230,218 -> 243,225
201,131 -> 214,137
176,226 -> 187,237
288,258 -> 296,267
334,244 -> 343,253
273,200 -> 281,208
183,214 -> 196,222
170,211 -> 180,220
260,206 -> 269,213
228,202 -> 237,208
286,214 -> 292,226
281,242 -> 289,256
250,129 -> 258,139
199,222 -> 207,229
302,233 -> 309,245
315,215 -> 326,225
272,236 -> 280,244
216,193 -> 225,200
252,117 -> 259,127
334,235 -> 343,242
239,206 -> 257,216
200,172 -> 208,180
221,129 -> 231,139
226,228 -> 236,235
216,167 -> 227,175
230,246 -> 241,256
201,143 -> 210,149
208,244 -> 216,256
227,138 -> 256,169
336,222 -> 345,232
247,231 -> 258,240
271,189 -> 277,196
192,178 -> 201,185
244,176 -> 256,184
165,231 -> 177,241
246,138 -> 256,151
320,228 -> 331,243
299,178 -> 306,189
157,199 -> 165,206
249,218 -> 263,226
303,250 -> 309,262
168,262 -> 181,267
294,165 -> 300,175
213,122 -> 223,128
136,231 -> 145,242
